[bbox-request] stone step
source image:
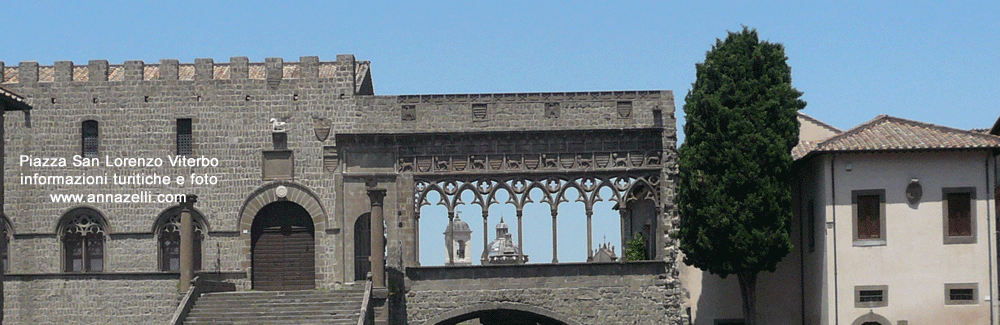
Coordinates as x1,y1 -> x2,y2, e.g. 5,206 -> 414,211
181,289 -> 366,324
187,316 -> 359,321
203,289 -> 364,295
195,296 -> 363,304
188,311 -> 359,318
196,294 -> 362,302
187,309 -> 360,317
189,301 -> 360,310
184,315 -> 358,325
198,290 -> 364,297
188,307 -> 359,316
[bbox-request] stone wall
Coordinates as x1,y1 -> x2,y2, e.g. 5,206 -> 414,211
403,261 -> 683,324
4,275 -> 179,324
2,56 -> 361,286
1,55 -> 681,322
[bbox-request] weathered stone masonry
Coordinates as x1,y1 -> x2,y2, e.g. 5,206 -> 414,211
1,55 -> 682,324
405,262 -> 682,325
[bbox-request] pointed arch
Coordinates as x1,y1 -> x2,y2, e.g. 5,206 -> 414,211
56,206 -> 108,272
556,179 -> 590,210
453,182 -> 486,209
152,205 -> 207,272
485,181 -> 520,210
416,182 -> 452,212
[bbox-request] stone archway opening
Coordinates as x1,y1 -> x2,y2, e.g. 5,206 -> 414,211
850,311 -> 891,325
251,201 -> 315,291
434,309 -> 569,325
619,183 -> 658,260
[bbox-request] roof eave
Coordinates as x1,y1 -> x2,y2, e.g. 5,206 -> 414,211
803,146 -> 1000,158
0,87 -> 32,112
1,99 -> 32,112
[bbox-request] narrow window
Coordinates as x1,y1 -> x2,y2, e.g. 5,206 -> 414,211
176,118 -> 192,155
82,120 -> 99,158
851,190 -> 886,246
945,283 -> 978,305
943,188 -> 976,244
859,290 -> 883,302
456,240 -> 466,259
857,195 -> 880,239
160,231 -> 180,271
1,221 -> 8,273
855,285 -> 888,308
947,193 -> 971,236
853,189 -> 886,246
950,289 -> 974,301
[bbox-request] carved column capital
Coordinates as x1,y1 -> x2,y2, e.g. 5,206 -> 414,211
181,194 -> 198,210
367,189 -> 386,207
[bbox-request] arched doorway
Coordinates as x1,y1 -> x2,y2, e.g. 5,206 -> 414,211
354,213 -> 371,281
251,201 -> 315,291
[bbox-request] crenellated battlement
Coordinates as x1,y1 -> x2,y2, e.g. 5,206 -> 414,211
0,55 -> 370,86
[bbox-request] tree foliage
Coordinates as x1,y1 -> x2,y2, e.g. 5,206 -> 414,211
677,27 -> 805,323
623,232 -> 646,261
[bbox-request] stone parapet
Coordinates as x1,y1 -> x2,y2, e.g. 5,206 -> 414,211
404,262 -> 683,324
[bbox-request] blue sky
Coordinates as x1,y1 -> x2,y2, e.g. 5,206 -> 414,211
4,1 -> 997,265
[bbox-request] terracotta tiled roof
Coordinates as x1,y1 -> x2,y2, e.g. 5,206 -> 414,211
791,141 -> 820,160
796,115 -> 1000,160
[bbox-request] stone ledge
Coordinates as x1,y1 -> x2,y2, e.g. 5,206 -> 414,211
406,260 -> 668,281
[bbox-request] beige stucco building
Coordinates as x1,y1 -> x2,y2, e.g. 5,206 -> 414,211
683,113 -> 1000,325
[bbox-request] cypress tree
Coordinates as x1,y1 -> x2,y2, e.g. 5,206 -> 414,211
677,27 -> 806,325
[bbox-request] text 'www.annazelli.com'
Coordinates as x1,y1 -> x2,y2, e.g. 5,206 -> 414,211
49,192 -> 188,204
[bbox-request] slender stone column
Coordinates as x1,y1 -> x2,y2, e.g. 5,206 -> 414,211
179,194 -> 198,292
551,209 -> 558,263
367,189 -> 387,288
445,211 -> 454,265
617,205 -> 630,255
586,209 -> 594,260
516,210 -> 524,262
414,212 -> 420,267
481,210 -> 488,263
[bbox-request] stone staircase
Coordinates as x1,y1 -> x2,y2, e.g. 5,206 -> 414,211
182,289 -> 366,324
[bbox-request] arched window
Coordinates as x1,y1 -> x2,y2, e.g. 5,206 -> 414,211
155,208 -> 205,272
456,240 -> 466,259
81,120 -> 99,158
59,208 -> 106,272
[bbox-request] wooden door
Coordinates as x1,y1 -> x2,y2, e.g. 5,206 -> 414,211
251,201 -> 315,291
